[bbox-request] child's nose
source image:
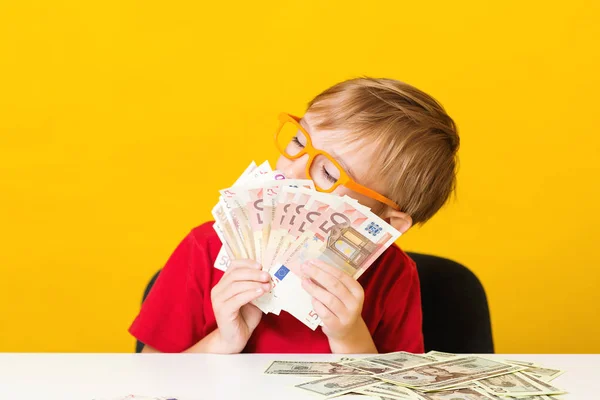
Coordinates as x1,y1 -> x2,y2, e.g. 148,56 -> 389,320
284,155 -> 309,180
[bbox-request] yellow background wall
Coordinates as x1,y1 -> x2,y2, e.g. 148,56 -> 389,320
1,1 -> 598,353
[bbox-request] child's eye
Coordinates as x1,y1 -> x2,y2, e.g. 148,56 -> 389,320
321,165 -> 338,184
291,136 -> 305,148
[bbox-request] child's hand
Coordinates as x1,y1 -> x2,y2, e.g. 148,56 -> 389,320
210,259 -> 272,353
301,259 -> 376,353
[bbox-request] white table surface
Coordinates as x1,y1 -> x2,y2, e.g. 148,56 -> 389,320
0,353 -> 598,400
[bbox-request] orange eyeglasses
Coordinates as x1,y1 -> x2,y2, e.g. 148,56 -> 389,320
274,112 -> 400,210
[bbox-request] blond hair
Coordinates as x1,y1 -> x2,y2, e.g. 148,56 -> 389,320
307,77 -> 459,224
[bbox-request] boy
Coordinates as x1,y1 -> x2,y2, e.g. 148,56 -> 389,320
129,77 -> 459,354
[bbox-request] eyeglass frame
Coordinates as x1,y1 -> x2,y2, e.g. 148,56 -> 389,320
274,112 -> 401,211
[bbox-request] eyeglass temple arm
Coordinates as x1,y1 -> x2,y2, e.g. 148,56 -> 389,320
344,181 -> 401,211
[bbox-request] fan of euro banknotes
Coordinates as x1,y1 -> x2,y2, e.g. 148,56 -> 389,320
211,160 -> 401,330
265,351 -> 568,399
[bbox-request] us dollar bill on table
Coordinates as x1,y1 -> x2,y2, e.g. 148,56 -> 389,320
340,360 -> 398,375
411,386 -> 557,400
295,375 -> 381,397
264,361 -> 370,376
361,351 -> 437,369
375,356 -> 524,391
261,351 -> 568,399
356,382 -> 417,399
521,366 -> 565,381
475,371 -> 567,397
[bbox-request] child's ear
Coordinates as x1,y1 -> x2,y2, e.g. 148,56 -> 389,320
383,208 -> 413,234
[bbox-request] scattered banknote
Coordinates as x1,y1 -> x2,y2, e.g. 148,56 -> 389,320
212,160 -> 401,329
412,387 -> 496,400
426,350 -> 465,360
475,371 -> 566,397
264,361 -> 370,376
522,366 -> 565,381
341,360 -> 398,375
295,375 -> 381,397
356,382 -> 417,399
356,385 -> 415,399
376,356 -> 523,392
263,351 -> 568,399
362,351 -> 437,370
504,359 -> 539,367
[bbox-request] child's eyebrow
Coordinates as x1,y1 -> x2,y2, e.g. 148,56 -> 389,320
299,118 -> 312,133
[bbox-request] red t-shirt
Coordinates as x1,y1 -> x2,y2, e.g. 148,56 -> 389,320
129,222 -> 424,353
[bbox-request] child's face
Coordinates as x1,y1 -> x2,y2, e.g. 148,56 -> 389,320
275,112 -> 388,213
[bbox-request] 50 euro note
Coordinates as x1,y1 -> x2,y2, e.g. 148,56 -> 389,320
220,170 -> 286,263
266,190 -> 342,282
228,179 -> 312,315
266,194 -> 358,328
252,183 -> 318,315
219,187 -> 256,260
269,196 -> 401,329
246,186 -> 266,267
269,188 -> 315,266
253,180 -> 314,268
285,188 -> 340,239
261,181 -> 287,249
217,170 -> 288,316
212,161 -> 258,270
262,188 -> 298,270
224,178 -> 310,315
212,162 -> 282,270
255,188 -> 299,315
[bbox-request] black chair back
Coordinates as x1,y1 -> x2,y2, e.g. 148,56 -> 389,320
408,252 -> 494,353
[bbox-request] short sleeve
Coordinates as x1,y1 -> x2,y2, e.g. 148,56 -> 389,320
372,258 -> 425,353
129,232 -> 206,352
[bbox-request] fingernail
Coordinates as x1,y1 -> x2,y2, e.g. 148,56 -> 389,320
256,287 -> 263,293
261,272 -> 270,281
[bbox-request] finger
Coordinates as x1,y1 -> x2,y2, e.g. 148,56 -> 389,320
311,297 -> 340,329
213,266 -> 269,299
302,277 -> 347,320
226,268 -> 271,284
227,259 -> 262,272
304,259 -> 364,300
222,287 -> 269,315
301,261 -> 354,303
218,280 -> 272,304
216,268 -> 270,295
